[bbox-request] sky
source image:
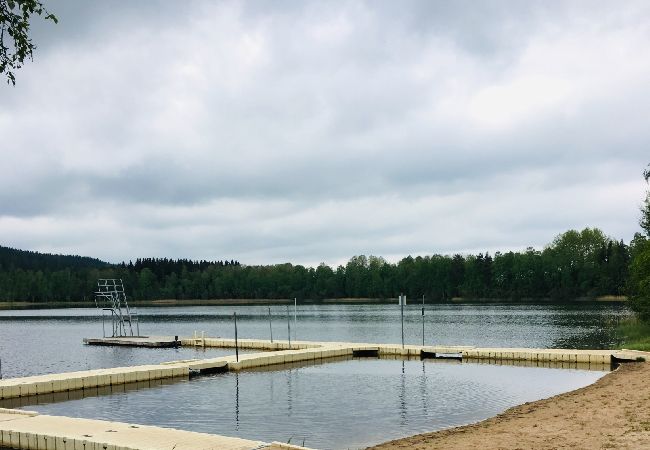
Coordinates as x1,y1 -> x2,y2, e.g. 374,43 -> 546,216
1,0 -> 649,267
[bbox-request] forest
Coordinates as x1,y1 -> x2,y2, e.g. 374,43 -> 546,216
0,227 -> 636,303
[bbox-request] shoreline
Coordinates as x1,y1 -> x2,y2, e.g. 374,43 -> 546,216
368,360 -> 650,450
0,296 -> 628,310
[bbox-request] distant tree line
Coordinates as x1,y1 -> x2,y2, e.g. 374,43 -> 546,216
0,227 -> 631,303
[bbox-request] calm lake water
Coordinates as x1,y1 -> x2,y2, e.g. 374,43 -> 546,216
4,357 -> 608,449
0,304 -> 624,449
0,303 -> 630,378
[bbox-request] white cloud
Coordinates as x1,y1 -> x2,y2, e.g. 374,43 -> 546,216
0,0 -> 648,265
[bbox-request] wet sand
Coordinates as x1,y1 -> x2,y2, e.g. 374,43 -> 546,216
370,361 -> 650,450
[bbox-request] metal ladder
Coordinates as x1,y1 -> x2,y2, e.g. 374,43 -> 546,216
94,279 -> 139,337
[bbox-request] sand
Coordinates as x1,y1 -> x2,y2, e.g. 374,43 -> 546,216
369,361 -> 650,450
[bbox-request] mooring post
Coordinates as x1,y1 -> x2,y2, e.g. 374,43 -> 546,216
400,293 -> 405,349
294,297 -> 297,341
422,294 -> 425,346
0,357 -> 2,379
287,305 -> 291,349
102,311 -> 106,338
268,305 -> 273,343
234,312 -> 239,362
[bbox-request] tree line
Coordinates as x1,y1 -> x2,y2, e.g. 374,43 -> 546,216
0,227 -> 631,303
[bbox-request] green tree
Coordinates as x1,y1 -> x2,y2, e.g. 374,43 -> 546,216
0,0 -> 57,85
629,165 -> 650,320
641,164 -> 650,236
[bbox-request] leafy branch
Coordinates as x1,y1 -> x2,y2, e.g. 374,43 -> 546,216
0,0 -> 57,85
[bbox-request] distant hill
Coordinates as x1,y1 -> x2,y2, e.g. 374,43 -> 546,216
0,245 -> 111,271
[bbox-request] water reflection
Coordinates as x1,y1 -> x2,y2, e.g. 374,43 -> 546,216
235,371 -> 239,430
11,356 -> 609,450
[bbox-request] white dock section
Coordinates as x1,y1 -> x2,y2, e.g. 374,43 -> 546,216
1,338 -> 643,401
0,408 -> 305,450
0,338 -> 646,450
0,363 -> 190,400
83,336 -> 181,348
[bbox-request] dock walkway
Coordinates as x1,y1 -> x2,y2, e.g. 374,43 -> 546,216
1,338 -> 643,402
0,338 -> 646,450
0,408 -> 272,450
83,336 -> 181,348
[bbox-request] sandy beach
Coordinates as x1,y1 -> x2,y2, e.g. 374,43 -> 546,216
370,361 -> 650,450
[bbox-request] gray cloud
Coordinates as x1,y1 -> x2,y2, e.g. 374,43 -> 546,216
1,0 -> 649,265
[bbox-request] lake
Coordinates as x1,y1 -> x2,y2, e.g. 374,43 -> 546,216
0,303 -> 629,378
0,303 -> 626,449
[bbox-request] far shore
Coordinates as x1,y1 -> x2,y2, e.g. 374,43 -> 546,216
0,296 -> 628,310
369,359 -> 650,450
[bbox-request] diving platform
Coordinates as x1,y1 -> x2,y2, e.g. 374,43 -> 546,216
83,336 -> 181,348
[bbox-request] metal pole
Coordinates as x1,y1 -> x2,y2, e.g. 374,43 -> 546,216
400,294 -> 405,349
102,311 -> 106,338
0,357 -> 2,379
422,294 -> 425,346
294,297 -> 297,341
234,312 -> 239,362
287,305 -> 291,349
268,306 -> 273,343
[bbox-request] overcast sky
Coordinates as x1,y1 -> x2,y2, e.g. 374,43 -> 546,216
1,0 -> 649,266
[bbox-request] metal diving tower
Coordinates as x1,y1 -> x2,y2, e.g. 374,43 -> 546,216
94,279 -> 139,337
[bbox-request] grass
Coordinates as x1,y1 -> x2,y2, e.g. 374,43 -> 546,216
617,318 -> 650,351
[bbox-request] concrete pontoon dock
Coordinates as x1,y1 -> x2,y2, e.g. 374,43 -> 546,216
0,337 -> 646,450
0,408 -> 308,450
1,337 -> 643,402
83,336 -> 181,348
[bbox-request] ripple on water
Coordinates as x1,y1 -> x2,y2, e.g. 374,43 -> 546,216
16,357 -> 608,450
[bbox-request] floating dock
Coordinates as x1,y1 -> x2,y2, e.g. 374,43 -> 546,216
83,336 -> 181,348
0,408 -> 306,450
0,337 -> 646,450
1,338 -> 643,402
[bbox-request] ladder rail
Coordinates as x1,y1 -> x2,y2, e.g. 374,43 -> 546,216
93,279 -> 136,337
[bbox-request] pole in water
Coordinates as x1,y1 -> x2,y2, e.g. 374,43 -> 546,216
287,305 -> 291,349
0,357 -> 2,379
294,297 -> 297,341
400,293 -> 405,349
234,312 -> 239,362
422,294 -> 425,346
268,305 -> 273,343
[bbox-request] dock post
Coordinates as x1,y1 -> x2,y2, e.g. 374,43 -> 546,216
234,312 -> 239,362
102,311 -> 106,338
294,297 -> 297,341
268,305 -> 273,343
287,305 -> 291,349
0,357 -> 2,379
400,293 -> 405,349
422,294 -> 425,346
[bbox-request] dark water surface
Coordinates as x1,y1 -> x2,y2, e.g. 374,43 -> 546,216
9,357 -> 608,450
0,303 -> 629,378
